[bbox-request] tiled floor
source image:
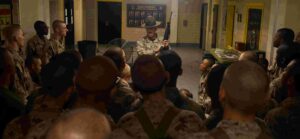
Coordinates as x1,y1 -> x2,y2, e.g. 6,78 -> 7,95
98,46 -> 204,101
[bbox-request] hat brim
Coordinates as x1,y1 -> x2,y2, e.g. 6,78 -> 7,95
142,21 -> 161,28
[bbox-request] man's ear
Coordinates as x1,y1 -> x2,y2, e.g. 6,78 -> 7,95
179,68 -> 183,76
54,28 -> 59,33
219,86 -> 226,102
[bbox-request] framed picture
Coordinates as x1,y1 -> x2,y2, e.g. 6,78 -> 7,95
127,4 -> 166,28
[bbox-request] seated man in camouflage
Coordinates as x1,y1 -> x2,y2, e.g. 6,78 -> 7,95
74,56 -> 120,128
26,20 -> 52,65
110,55 -> 205,139
157,50 -> 205,119
103,47 -> 142,122
136,16 -> 169,56
3,53 -> 78,139
2,24 -> 33,105
203,64 -> 227,130
198,56 -> 215,113
265,59 -> 300,139
0,47 -> 24,137
183,61 -> 272,139
46,108 -> 111,139
50,20 -> 68,55
25,55 -> 42,87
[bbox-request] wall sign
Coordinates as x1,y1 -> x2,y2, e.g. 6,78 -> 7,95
127,4 -> 166,28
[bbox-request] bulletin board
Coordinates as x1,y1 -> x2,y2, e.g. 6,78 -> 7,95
127,4 -> 166,28
0,4 -> 12,40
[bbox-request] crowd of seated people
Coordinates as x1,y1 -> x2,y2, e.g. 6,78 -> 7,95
1,21 -> 300,139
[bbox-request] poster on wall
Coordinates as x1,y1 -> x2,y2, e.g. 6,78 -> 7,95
127,4 -> 166,28
0,4 -> 12,40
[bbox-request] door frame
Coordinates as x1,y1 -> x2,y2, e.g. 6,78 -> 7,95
200,3 -> 208,49
225,5 -> 235,47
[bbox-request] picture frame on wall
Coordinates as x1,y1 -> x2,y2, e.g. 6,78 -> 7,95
127,4 -> 166,28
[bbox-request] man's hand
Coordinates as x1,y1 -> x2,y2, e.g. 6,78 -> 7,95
155,40 -> 170,53
162,40 -> 169,48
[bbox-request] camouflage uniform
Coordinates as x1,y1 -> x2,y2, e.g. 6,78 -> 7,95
26,35 -> 54,65
265,96 -> 300,139
7,47 -> 32,105
108,77 -> 142,122
110,99 -> 205,138
198,70 -> 211,113
269,63 -> 284,81
3,91 -> 67,139
49,35 -> 65,55
180,119 -> 272,139
136,35 -> 164,56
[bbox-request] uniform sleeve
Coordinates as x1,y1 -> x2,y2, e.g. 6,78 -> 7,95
14,64 -> 33,105
14,73 -> 28,105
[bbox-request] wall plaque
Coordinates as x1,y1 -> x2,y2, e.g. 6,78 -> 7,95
127,4 -> 166,28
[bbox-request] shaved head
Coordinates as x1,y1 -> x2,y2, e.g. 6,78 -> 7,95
239,51 -> 258,63
46,108 -> 111,139
221,61 -> 269,115
132,55 -> 167,94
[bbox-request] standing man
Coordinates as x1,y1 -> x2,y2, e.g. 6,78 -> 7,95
26,21 -> 52,65
270,28 -> 296,80
50,20 -> 68,55
137,16 -> 170,56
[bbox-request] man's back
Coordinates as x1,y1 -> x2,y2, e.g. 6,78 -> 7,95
110,99 -> 205,139
182,118 -> 272,139
266,97 -> 300,139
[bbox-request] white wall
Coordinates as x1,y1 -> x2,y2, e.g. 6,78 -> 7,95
74,0 -> 84,44
84,0 -> 98,41
266,0 -> 300,65
19,0 -> 51,41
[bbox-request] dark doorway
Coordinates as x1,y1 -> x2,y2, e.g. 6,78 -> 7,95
98,2 -> 122,44
211,4 -> 219,48
245,8 -> 262,50
64,0 -> 75,49
200,3 -> 208,49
